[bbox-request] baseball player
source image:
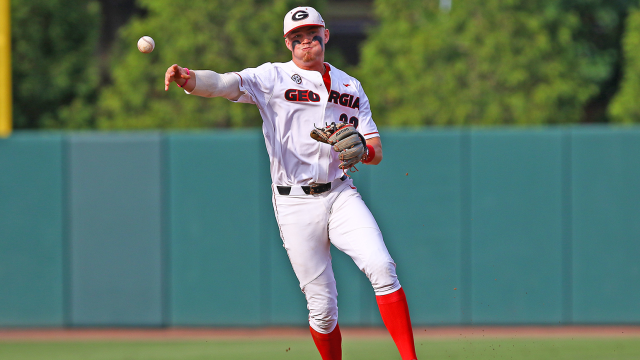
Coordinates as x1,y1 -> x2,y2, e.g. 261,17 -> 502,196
164,7 -> 418,360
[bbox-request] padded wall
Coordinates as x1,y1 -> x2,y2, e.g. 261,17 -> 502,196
168,132 -> 264,325
3,128 -> 640,327
0,134 -> 64,326
470,130 -> 564,324
571,128 -> 640,323
67,134 -> 164,326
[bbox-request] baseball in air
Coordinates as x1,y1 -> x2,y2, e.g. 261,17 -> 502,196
137,36 -> 155,53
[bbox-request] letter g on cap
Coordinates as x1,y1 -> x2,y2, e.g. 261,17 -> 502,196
292,10 -> 309,21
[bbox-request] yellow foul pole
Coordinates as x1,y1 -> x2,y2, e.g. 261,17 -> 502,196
0,0 -> 11,137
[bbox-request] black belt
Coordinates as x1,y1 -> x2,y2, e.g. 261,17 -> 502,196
277,175 -> 347,195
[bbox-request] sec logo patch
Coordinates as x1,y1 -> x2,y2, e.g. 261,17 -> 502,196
291,74 -> 302,84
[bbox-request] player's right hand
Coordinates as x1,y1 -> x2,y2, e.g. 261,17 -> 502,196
164,64 -> 191,91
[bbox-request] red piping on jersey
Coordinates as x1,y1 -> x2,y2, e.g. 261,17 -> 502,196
322,64 -> 331,95
234,72 -> 243,87
364,132 -> 379,136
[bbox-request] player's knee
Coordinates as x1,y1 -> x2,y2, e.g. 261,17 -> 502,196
304,265 -> 339,334
307,290 -> 338,333
366,259 -> 401,295
309,308 -> 338,334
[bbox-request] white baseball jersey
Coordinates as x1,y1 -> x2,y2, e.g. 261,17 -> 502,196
231,61 -> 379,186
184,59 -> 400,336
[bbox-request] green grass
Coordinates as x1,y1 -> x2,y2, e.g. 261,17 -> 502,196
0,338 -> 639,360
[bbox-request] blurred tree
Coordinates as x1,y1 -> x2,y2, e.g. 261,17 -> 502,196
11,0 -> 101,129
609,7 -> 640,123
564,0 -> 636,122
356,0 -> 619,126
96,0 -> 333,129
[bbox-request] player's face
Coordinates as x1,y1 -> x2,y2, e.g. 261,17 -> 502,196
285,26 -> 329,64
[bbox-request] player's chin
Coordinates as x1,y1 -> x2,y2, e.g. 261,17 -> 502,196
302,52 -> 316,62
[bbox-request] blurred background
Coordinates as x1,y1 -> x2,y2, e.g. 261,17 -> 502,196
1,0 -> 640,330
7,0 -> 640,130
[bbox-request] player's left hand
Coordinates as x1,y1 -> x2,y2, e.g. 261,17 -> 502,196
310,122 -> 366,170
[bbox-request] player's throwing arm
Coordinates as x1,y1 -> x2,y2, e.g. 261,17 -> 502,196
164,64 -> 244,100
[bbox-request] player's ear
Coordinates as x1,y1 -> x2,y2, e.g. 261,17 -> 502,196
285,37 -> 293,52
324,28 -> 330,44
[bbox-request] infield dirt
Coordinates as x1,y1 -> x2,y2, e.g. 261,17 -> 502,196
1,326 -> 639,341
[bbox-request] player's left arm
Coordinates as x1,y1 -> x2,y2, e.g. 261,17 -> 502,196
364,136 -> 383,165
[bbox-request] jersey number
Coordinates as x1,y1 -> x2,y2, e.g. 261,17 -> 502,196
339,113 -> 359,129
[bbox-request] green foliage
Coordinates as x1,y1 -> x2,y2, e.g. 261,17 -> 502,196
562,0 -> 633,83
11,0 -> 636,128
609,8 -> 640,123
96,0 -> 326,129
11,0 -> 101,129
563,0 -> 636,122
356,0 -> 605,126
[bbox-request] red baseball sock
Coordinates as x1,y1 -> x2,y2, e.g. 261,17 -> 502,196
310,323 -> 342,360
376,288 -> 417,360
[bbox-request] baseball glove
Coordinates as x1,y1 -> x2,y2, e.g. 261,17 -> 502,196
310,122 -> 367,171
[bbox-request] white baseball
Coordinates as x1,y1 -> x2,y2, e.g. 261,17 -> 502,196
137,36 -> 155,53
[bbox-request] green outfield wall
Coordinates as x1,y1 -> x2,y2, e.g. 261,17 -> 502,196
0,134 -> 64,326
67,134 -> 164,326
1,127 -> 639,327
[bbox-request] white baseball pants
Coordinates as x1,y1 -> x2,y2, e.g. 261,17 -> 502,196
272,177 -> 401,334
